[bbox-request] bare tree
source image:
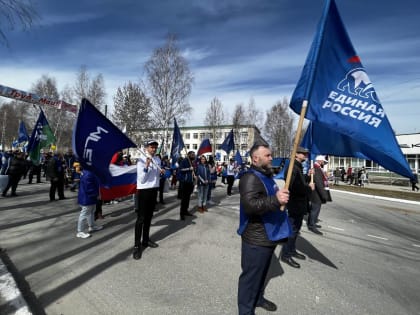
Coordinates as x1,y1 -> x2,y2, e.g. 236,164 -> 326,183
0,0 -> 38,46
231,103 -> 246,151
73,65 -> 107,112
264,98 -> 295,157
31,75 -> 74,150
204,97 -> 225,154
112,81 -> 151,146
0,101 -> 30,149
144,34 -> 193,151
245,97 -> 264,129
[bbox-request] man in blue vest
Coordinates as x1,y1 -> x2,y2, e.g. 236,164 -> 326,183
237,142 -> 291,314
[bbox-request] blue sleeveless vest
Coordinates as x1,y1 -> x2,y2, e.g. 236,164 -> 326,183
237,169 -> 291,241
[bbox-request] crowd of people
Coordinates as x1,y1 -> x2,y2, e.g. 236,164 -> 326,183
2,140 -> 418,315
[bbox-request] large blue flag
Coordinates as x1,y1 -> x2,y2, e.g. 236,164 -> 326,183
170,118 -> 185,162
220,129 -> 235,155
18,121 -> 29,143
72,98 -> 137,183
290,0 -> 414,180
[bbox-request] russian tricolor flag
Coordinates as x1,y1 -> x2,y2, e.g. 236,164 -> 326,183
197,138 -> 212,156
100,164 -> 137,200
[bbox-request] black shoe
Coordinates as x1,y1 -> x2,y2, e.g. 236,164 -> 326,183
308,227 -> 323,235
11,193 -> 18,197
59,197 -> 66,200
281,256 -> 301,268
180,215 -> 185,221
291,252 -> 306,260
256,297 -> 277,312
315,224 -> 322,228
133,246 -> 142,260
183,211 -> 193,216
2,193 -> 6,197
142,240 -> 158,248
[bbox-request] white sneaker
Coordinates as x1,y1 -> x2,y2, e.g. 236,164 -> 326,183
88,225 -> 103,232
76,232 -> 91,239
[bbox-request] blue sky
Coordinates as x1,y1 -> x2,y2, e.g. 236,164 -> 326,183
1,0 -> 419,134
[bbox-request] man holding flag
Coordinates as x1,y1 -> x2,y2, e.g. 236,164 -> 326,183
133,139 -> 162,260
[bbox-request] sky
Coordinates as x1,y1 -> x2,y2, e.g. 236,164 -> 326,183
1,0 -> 420,134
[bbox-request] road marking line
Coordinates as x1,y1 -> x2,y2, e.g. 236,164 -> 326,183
327,225 -> 344,231
413,244 -> 420,248
367,234 -> 388,241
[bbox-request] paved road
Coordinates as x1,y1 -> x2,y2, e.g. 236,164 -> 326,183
1,180 -> 420,315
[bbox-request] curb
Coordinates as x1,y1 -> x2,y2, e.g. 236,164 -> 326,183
331,188 -> 420,206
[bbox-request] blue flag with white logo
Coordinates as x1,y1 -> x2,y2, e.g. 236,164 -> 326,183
234,150 -> 243,165
170,118 -> 185,163
290,0 -> 413,180
18,121 -> 29,143
72,98 -> 137,183
220,129 -> 235,155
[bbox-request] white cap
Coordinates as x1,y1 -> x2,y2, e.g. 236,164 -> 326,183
315,155 -> 328,163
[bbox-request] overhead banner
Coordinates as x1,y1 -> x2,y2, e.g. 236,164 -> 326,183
0,83 -> 77,114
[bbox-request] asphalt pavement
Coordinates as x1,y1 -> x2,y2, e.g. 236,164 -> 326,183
1,179 -> 419,314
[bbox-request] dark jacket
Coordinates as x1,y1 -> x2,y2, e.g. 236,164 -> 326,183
6,155 -> 26,177
239,165 -> 283,247
286,160 -> 312,216
179,158 -> 195,183
311,164 -> 330,204
78,170 -> 100,206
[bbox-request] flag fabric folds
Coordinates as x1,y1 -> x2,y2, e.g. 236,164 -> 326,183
72,98 -> 137,184
234,150 -> 243,165
220,129 -> 235,155
290,0 -> 413,179
99,164 -> 137,200
197,138 -> 212,157
27,109 -> 56,165
18,121 -> 29,144
170,118 -> 185,162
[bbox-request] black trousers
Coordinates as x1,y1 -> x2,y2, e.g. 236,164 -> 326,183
226,175 -> 235,195
134,188 -> 158,247
2,174 -> 21,195
180,182 -> 194,214
49,178 -> 65,201
238,240 -> 275,315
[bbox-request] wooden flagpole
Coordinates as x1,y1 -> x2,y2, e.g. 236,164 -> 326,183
281,100 -> 308,210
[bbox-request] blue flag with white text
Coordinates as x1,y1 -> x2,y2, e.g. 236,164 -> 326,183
170,118 -> 185,162
220,129 -> 235,155
290,0 -> 413,179
72,98 -> 137,183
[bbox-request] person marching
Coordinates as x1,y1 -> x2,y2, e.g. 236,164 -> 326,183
178,151 -> 196,220
237,142 -> 290,314
280,147 -> 314,268
133,140 -> 163,260
196,155 -> 210,213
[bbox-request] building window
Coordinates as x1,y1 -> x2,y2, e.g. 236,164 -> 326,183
185,133 -> 190,139
193,133 -> 198,139
200,132 -> 205,140
185,144 -> 190,149
193,144 -> 198,150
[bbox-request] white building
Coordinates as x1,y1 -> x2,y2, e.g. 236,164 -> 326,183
327,132 -> 420,175
134,124 -> 261,162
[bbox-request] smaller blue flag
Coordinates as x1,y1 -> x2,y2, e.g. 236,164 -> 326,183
12,139 -> 19,148
234,150 -> 243,165
18,121 -> 29,143
170,118 -> 185,162
220,129 -> 235,155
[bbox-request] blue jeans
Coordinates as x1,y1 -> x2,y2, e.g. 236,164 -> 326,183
238,240 -> 275,315
197,185 -> 209,207
308,202 -> 322,227
77,204 -> 95,232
